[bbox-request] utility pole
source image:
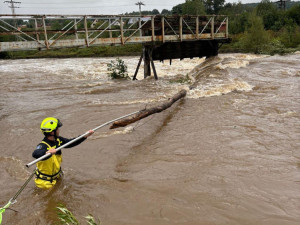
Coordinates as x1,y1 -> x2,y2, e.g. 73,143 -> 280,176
135,1 -> 145,15
135,1 -> 145,37
275,0 -> 287,10
4,0 -> 21,16
4,0 -> 21,40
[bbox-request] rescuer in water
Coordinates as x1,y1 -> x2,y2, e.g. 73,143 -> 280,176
32,117 -> 94,189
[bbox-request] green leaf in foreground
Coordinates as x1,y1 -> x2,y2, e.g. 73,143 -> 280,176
56,205 -> 100,225
85,214 -> 101,225
56,206 -> 79,225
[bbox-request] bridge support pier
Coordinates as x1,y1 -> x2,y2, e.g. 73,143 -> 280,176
133,39 -> 228,80
133,45 -> 158,80
143,47 -> 151,79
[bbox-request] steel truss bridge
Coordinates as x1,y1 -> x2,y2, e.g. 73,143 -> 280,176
0,14 -> 230,79
0,14 -> 229,52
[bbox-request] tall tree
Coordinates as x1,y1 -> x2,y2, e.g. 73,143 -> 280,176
242,11 -> 270,53
219,1 -> 251,34
161,9 -> 171,15
287,4 -> 300,25
151,9 -> 160,15
182,0 -> 205,15
256,0 -> 280,30
172,3 -> 184,15
204,0 -> 225,14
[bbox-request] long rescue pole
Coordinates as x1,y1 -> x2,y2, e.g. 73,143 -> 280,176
25,110 -> 140,168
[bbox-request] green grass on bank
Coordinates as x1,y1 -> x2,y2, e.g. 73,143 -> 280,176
0,44 -> 142,59
1,34 -> 299,60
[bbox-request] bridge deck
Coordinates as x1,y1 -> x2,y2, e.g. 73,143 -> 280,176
0,14 -> 229,52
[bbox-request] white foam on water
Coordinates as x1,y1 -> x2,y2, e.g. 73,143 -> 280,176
232,98 -> 250,109
187,79 -> 253,98
0,58 -> 110,81
91,96 -> 166,105
215,53 -> 269,70
280,111 -> 298,117
216,60 -> 250,69
127,57 -> 206,80
219,53 -> 268,61
90,126 -> 135,139
86,82 -> 106,87
56,58 -> 110,80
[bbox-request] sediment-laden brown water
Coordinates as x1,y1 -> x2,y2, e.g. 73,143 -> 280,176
0,53 -> 299,225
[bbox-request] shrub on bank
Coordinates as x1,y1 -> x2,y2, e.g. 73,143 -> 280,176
107,58 -> 129,79
240,11 -> 271,54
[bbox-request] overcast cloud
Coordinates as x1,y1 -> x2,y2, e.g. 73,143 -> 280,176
0,0 -> 275,15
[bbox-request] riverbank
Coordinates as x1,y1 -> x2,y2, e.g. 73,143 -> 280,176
1,39 -> 299,60
0,44 -> 142,59
219,34 -> 300,55
218,42 -> 300,55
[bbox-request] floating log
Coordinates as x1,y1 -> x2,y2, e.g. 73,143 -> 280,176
110,89 -> 187,129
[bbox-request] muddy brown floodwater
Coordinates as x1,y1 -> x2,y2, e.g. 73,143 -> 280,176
0,53 -> 299,225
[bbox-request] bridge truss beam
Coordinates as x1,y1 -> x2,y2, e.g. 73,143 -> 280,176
0,14 -> 229,52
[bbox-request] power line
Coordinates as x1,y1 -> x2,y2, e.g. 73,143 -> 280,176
3,1 -> 22,41
4,0 -> 21,15
19,2 -> 174,7
21,5 -> 133,9
21,2 -> 130,5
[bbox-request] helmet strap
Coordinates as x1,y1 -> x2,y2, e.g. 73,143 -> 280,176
44,131 -> 55,140
54,129 -> 58,139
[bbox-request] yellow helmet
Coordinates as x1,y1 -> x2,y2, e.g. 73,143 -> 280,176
40,117 -> 63,133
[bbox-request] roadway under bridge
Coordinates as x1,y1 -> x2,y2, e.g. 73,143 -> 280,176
0,14 -> 231,79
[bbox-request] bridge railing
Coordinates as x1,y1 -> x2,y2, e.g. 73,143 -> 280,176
0,14 -> 229,52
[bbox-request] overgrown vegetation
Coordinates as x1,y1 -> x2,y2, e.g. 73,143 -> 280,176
169,0 -> 300,55
107,58 -> 129,79
179,1 -> 299,55
241,11 -> 271,54
219,0 -> 300,54
0,44 -> 142,59
56,205 -> 100,225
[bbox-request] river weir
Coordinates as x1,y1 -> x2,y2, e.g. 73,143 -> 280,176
0,53 -> 299,224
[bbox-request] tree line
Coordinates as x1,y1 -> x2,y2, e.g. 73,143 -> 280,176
220,0 -> 300,53
126,0 -> 300,54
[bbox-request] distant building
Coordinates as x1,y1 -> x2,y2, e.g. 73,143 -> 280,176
91,19 -> 98,28
128,17 -> 151,25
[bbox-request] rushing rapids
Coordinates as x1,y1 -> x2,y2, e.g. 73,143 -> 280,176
0,53 -> 299,224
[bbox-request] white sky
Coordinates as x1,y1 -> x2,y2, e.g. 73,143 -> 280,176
0,0 -> 278,15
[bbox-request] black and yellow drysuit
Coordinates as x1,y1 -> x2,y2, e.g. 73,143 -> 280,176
32,135 -> 86,189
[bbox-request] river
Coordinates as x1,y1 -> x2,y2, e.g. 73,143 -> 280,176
0,53 -> 299,225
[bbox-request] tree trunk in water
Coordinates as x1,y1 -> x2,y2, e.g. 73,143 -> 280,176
110,89 -> 187,129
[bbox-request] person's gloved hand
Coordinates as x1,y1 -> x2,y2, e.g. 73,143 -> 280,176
46,148 -> 57,155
